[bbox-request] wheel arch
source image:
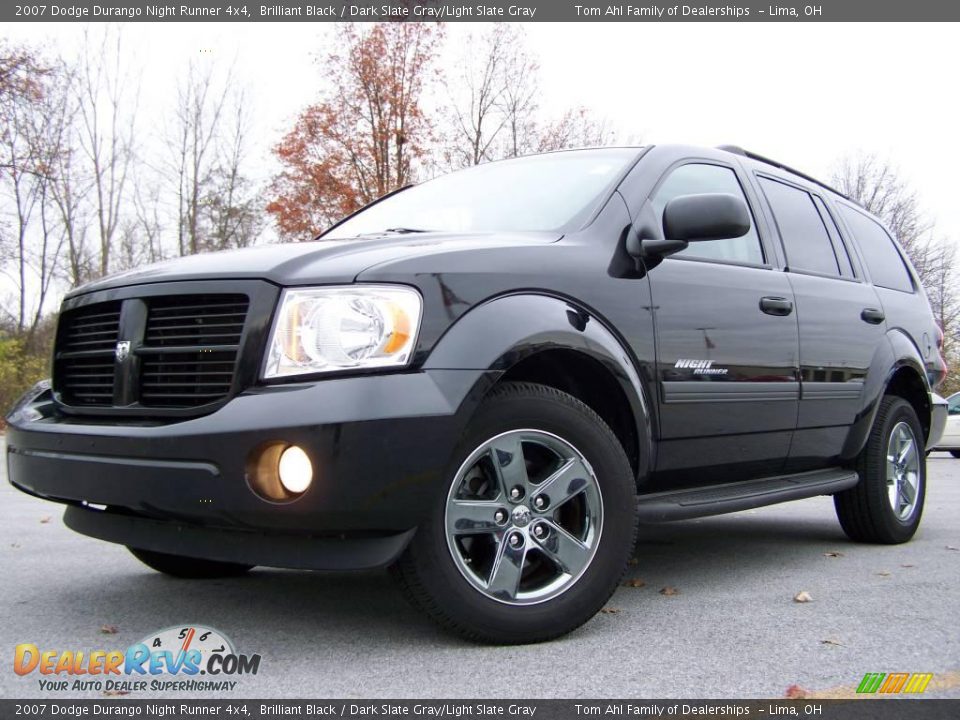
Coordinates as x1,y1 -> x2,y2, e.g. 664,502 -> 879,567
423,293 -> 654,481
842,330 -> 932,460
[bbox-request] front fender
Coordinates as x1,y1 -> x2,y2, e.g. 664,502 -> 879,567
423,293 -> 654,476
841,329 -> 931,460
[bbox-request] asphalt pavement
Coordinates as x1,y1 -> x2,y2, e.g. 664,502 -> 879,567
1,436 -> 957,699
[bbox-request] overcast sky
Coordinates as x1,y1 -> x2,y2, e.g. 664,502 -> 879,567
5,21 -> 960,245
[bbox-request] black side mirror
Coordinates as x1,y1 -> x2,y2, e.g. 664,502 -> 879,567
663,193 -> 752,242
632,193 -> 752,261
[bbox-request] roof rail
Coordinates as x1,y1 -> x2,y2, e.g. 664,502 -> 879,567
717,144 -> 852,201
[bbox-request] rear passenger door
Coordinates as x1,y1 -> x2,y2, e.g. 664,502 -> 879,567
752,174 -> 886,471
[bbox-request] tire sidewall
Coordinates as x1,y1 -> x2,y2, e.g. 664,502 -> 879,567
411,385 -> 637,641
868,399 -> 926,540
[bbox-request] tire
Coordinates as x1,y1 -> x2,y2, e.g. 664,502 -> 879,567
951,450 -> 960,459
128,547 -> 253,579
834,396 -> 926,544
391,382 -> 638,644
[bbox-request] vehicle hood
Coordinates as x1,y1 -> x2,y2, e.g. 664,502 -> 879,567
67,232 -> 560,297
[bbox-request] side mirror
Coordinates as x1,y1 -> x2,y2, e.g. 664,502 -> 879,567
632,193 -> 752,261
663,193 -> 752,242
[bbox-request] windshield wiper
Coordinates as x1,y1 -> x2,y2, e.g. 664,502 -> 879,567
356,227 -> 433,237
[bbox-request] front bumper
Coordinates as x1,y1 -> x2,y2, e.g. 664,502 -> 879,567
6,370 -> 495,569
928,393 -> 948,451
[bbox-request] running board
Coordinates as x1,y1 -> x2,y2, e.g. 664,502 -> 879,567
636,468 -> 859,522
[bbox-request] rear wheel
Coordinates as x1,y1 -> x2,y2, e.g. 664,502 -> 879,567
391,382 -> 638,644
128,548 -> 253,579
834,396 -> 925,544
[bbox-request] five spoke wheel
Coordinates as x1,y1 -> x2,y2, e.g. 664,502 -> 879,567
444,429 -> 603,605
886,421 -> 920,520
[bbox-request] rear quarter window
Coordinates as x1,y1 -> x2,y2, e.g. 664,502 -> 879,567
838,206 -> 914,293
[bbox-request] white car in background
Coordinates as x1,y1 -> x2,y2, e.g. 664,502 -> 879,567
934,393 -> 960,458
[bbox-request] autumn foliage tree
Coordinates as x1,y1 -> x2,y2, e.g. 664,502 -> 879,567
267,23 -> 441,239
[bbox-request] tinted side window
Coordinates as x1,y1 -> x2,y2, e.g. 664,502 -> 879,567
759,177 -> 840,277
838,206 -> 914,293
651,164 -> 764,265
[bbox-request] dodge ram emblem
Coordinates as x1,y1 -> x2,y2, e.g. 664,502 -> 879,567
115,341 -> 131,362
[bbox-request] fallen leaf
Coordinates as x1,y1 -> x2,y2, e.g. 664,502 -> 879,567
794,591 -> 813,603
40,516 -> 51,524
820,639 -> 843,646
623,578 -> 646,588
659,586 -> 680,596
102,690 -> 129,697
876,571 -> 891,577
900,564 -> 915,568
823,551 -> 844,558
100,625 -> 119,635
785,684 -> 809,699
600,607 -> 620,615
947,546 -> 959,551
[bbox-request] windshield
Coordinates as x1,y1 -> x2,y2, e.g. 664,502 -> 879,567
323,148 -> 640,239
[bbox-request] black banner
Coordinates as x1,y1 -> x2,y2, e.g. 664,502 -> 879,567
5,0 -> 960,23
1,700 -> 958,720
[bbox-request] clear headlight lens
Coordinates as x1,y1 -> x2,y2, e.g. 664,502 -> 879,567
263,285 -> 422,379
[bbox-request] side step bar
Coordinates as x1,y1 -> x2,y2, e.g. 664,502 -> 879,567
636,468 -> 859,522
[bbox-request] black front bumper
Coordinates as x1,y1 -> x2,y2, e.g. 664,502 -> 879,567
6,369 -> 496,569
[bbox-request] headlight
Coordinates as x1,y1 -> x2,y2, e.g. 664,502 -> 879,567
263,285 -> 422,379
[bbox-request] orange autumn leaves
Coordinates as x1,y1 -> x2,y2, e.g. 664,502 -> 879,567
267,24 -> 441,239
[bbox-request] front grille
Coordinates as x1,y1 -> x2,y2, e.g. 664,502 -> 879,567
53,293 -> 250,412
140,295 -> 248,407
54,302 -> 122,406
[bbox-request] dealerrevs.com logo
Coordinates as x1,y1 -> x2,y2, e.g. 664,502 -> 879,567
13,625 -> 261,694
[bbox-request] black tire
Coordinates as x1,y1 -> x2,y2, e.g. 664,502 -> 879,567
834,396 -> 926,544
391,382 -> 638,644
951,450 -> 960,459
128,547 -> 253,579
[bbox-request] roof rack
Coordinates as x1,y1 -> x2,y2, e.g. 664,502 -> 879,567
717,145 -> 852,201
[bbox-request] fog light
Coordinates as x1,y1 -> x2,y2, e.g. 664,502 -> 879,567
278,446 -> 313,494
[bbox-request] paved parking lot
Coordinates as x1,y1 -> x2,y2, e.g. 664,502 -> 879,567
2,436 -> 958,699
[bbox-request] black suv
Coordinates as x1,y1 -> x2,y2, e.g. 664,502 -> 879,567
6,145 -> 949,644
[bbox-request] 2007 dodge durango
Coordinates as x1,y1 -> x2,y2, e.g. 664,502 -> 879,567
6,144 -> 949,643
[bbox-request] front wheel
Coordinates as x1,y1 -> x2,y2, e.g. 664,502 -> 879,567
834,396 -> 926,544
128,547 -> 254,579
391,382 -> 638,644
951,450 -> 960,459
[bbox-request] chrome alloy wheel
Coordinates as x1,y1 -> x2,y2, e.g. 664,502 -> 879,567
444,429 -> 604,606
886,421 -> 921,521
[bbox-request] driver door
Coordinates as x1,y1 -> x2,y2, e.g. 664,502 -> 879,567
644,161 -> 800,487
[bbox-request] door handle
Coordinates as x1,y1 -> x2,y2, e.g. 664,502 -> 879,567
759,296 -> 794,316
861,308 -> 885,325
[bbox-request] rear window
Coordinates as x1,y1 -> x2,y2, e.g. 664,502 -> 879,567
838,206 -> 914,293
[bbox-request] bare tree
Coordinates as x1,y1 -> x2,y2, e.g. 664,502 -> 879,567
75,27 -> 139,278
205,87 -> 262,250
166,62 -> 263,254
832,153 -> 959,391
444,26 -> 616,168
445,25 -> 513,167
0,44 -> 70,345
535,107 -> 617,153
